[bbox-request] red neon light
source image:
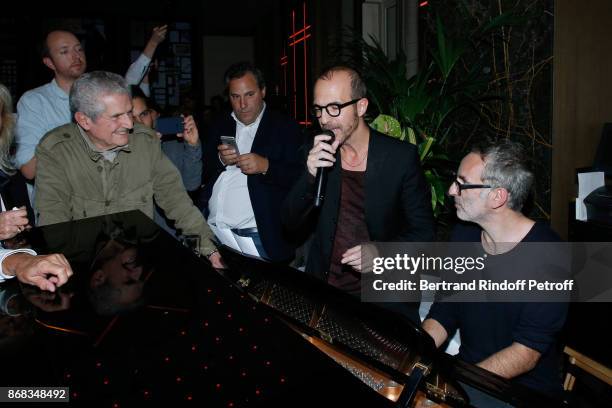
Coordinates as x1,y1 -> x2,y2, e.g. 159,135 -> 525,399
303,1 -> 308,125
288,24 -> 312,39
419,1 -> 428,6
283,3 -> 312,124
292,9 -> 297,118
289,33 -> 311,47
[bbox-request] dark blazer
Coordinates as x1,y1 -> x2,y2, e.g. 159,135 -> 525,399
0,170 -> 34,225
282,128 -> 436,280
201,108 -> 305,262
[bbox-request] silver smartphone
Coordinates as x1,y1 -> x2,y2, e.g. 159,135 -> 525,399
220,135 -> 240,154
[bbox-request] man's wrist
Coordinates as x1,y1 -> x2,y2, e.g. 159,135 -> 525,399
205,249 -> 219,259
0,250 -> 37,280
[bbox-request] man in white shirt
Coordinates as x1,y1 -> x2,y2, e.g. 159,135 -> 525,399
202,62 -> 303,262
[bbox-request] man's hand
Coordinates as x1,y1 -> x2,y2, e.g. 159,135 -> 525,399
236,153 -> 269,175
0,207 -> 30,240
341,245 -> 363,272
177,115 -> 199,146
208,252 -> 226,269
218,144 -> 239,166
150,25 -> 168,47
341,243 -> 378,273
143,25 -> 168,58
307,133 -> 340,178
422,318 -> 449,348
2,253 -> 73,292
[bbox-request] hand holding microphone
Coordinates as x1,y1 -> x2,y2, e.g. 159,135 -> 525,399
307,130 -> 339,207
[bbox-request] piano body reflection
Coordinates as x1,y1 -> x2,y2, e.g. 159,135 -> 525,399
0,211 -> 560,407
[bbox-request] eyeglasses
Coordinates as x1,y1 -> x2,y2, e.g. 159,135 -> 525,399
451,179 -> 492,195
311,98 -> 361,118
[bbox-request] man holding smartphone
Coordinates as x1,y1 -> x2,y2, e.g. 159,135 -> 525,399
131,90 -> 202,196
201,62 -> 303,262
131,90 -> 203,236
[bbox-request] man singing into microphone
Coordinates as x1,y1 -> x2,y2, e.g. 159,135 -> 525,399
282,66 -> 435,323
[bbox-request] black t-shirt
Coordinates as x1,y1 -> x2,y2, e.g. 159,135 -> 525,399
427,222 -> 568,395
328,169 -> 368,294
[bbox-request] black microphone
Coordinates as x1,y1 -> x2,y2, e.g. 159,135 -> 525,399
314,129 -> 335,208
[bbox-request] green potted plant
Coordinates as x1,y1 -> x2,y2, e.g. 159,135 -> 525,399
333,14 -> 519,218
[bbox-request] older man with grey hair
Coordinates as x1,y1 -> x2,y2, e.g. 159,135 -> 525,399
35,71 -> 223,268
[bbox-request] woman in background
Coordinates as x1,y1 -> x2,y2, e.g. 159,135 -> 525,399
0,83 -> 34,243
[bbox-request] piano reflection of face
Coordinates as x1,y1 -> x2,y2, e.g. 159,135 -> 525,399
89,241 -> 145,313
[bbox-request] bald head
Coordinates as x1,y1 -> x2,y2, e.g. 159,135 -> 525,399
42,30 -> 86,81
317,66 -> 367,100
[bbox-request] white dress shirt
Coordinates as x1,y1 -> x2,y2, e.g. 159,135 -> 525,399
208,104 -> 267,230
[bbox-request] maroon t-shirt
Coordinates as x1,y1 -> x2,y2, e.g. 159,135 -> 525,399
328,169 -> 370,294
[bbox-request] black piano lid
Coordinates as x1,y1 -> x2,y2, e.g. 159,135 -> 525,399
0,211 -> 395,407
0,211 -> 563,407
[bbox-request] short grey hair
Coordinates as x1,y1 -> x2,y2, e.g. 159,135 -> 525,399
70,71 -> 130,121
473,140 -> 533,211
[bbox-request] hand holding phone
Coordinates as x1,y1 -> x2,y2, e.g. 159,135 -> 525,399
220,136 -> 240,154
218,136 -> 240,166
156,117 -> 184,136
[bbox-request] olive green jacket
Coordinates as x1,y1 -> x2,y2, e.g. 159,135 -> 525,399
35,123 -> 216,255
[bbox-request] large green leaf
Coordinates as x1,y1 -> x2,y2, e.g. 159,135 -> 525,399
431,16 -> 466,81
418,137 -> 436,162
333,10 -> 520,217
371,114 -> 402,138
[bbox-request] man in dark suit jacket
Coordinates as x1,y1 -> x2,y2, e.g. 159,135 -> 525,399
282,66 -> 435,323
201,62 -> 303,262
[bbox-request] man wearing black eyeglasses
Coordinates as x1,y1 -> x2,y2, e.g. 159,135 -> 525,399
422,141 -> 568,402
282,66 -> 435,324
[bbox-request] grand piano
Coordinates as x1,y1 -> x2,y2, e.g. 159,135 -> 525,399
0,211 -> 563,407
